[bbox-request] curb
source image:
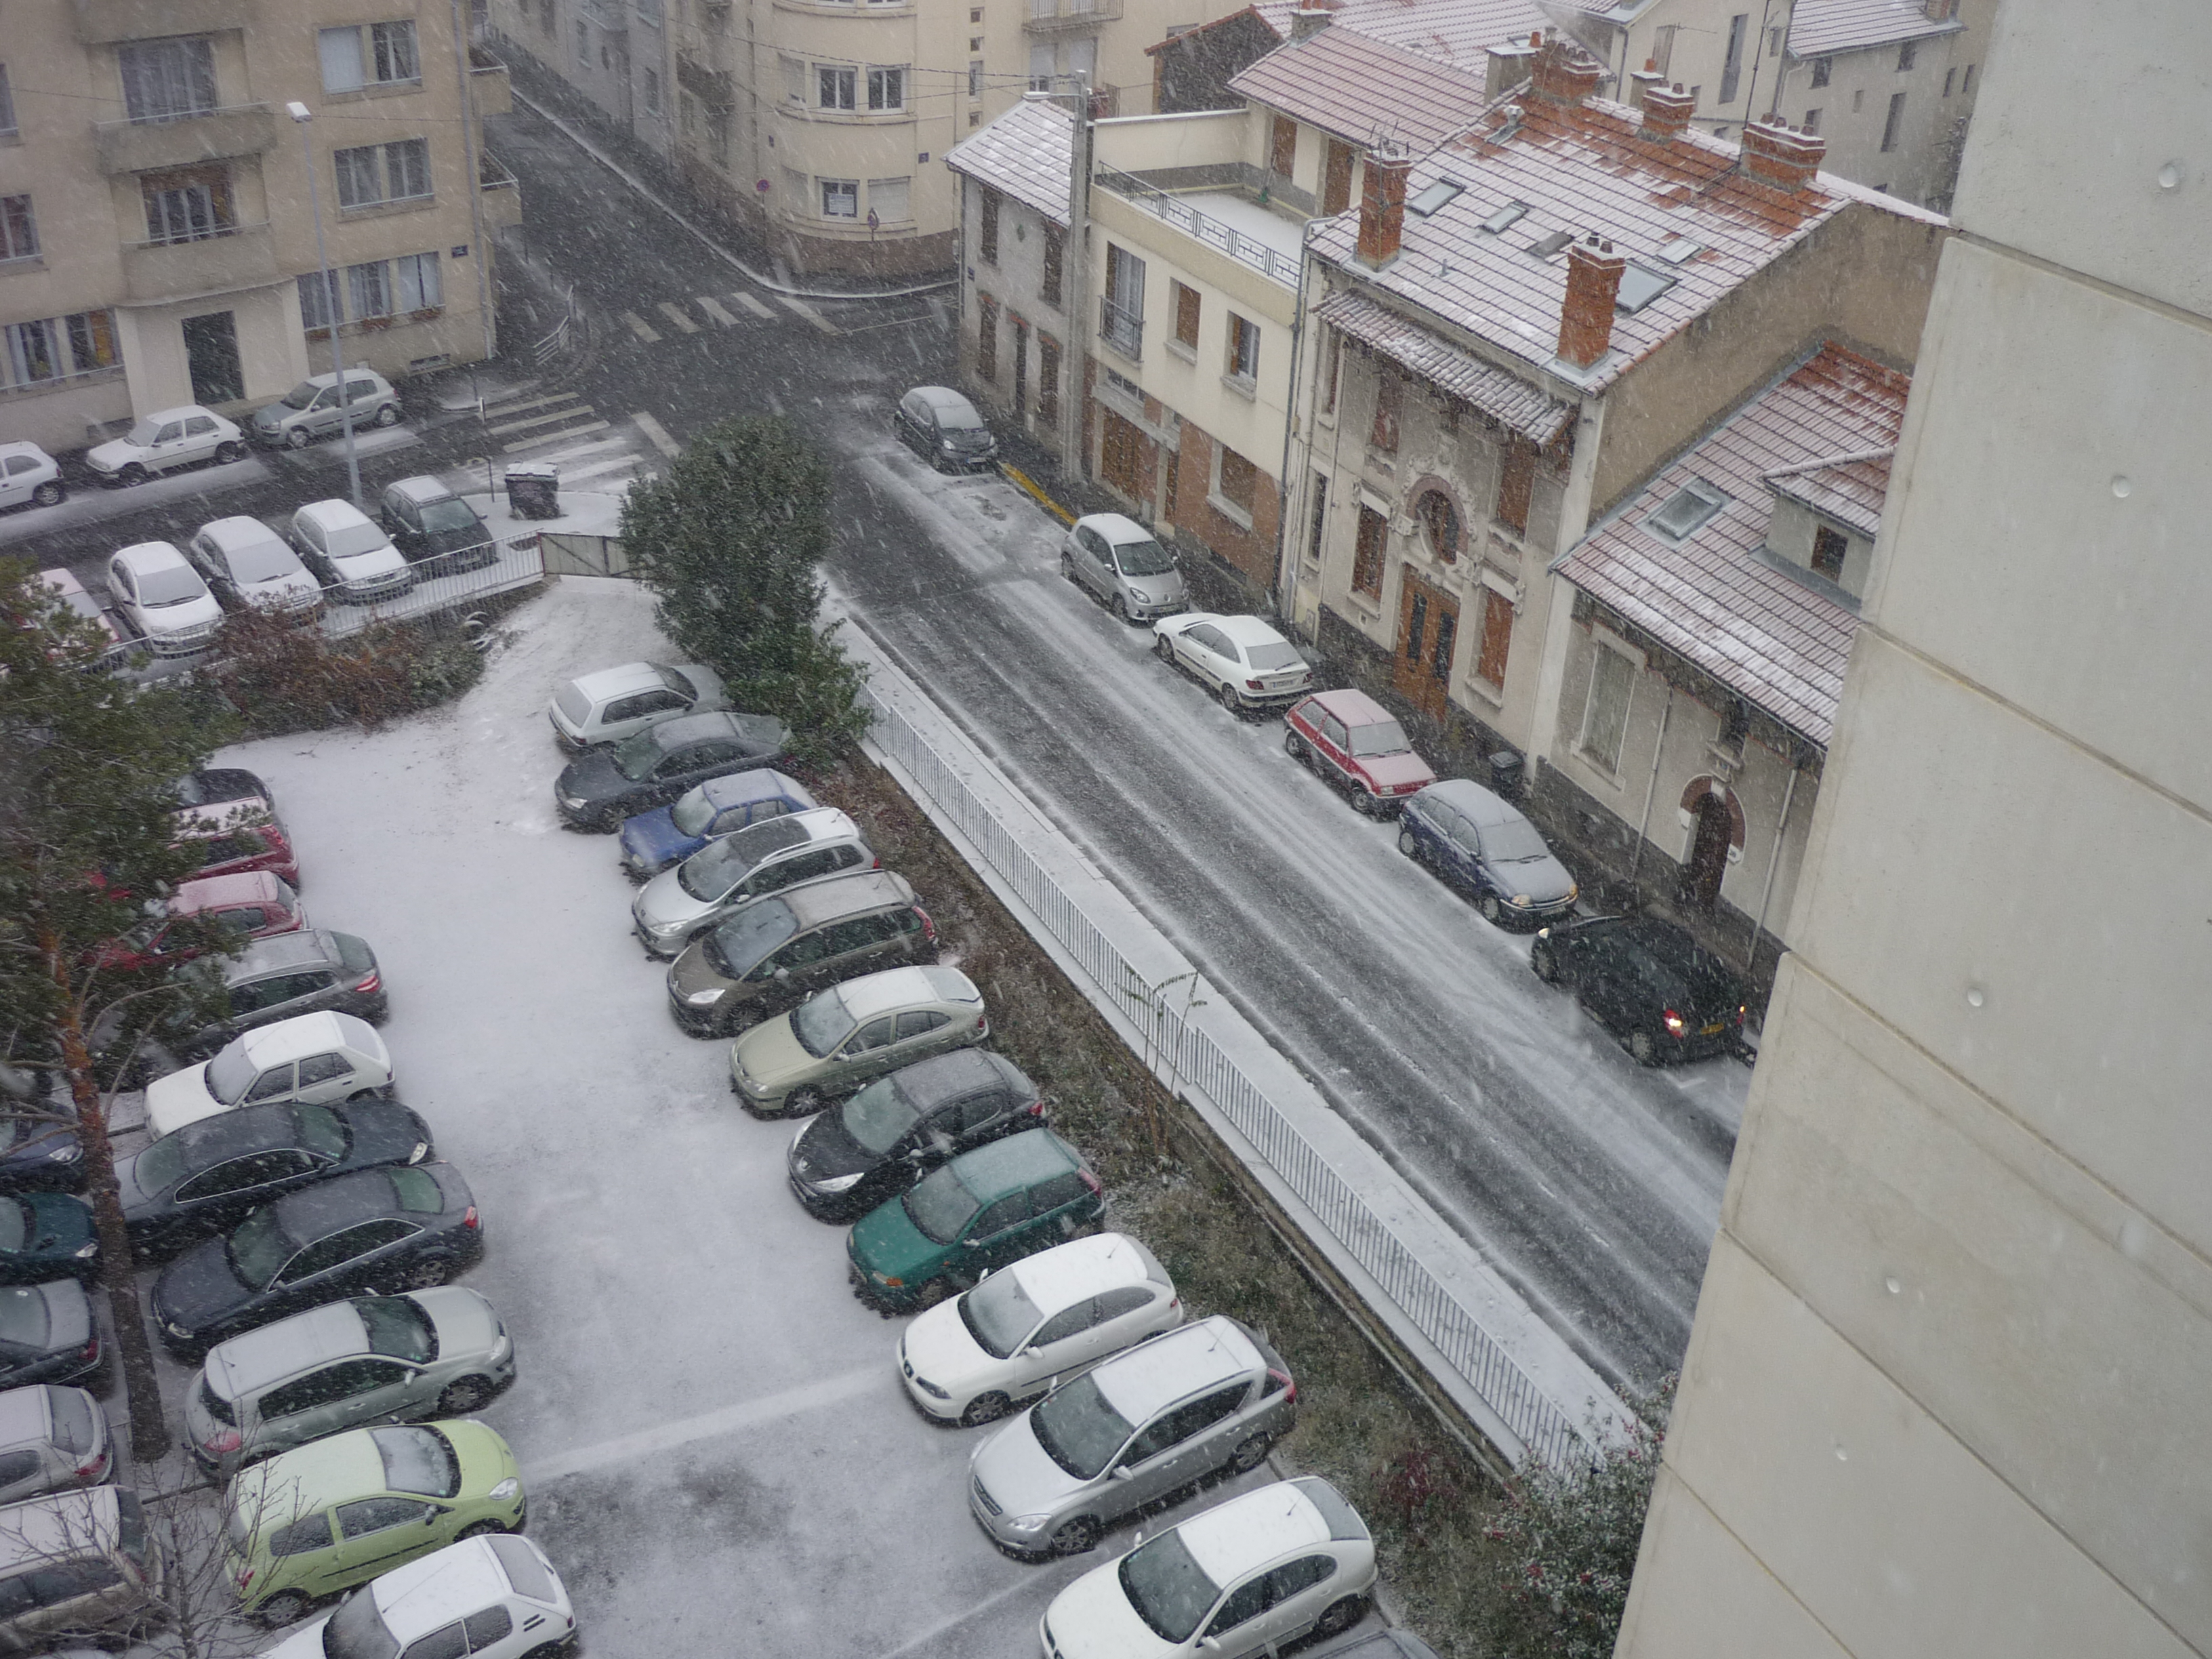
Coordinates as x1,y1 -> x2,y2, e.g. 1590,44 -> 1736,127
997,464 -> 1076,527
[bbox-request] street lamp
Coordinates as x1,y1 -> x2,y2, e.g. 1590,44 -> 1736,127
287,100 -> 363,509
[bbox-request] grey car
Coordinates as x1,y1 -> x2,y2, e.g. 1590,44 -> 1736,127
182,1288 -> 514,1476
631,807 -> 874,958
966,1314 -> 1296,1557
1396,779 -> 1577,928
1063,512 -> 1187,624
666,869 -> 934,1037
251,369 -> 401,449
163,930 -> 388,1061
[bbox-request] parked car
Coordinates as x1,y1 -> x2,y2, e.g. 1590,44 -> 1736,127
146,1011 -> 393,1141
106,541 -> 223,657
668,870 -> 934,1037
619,768 -> 819,881
0,443 -> 64,511
0,1282 -> 102,1391
968,1314 -> 1296,1558
0,1386 -> 109,1503
150,1163 -> 482,1357
895,384 -> 998,472
157,930 -> 387,1059
173,768 -> 272,813
1063,513 -> 1186,623
0,1487 -> 164,1650
548,659 -> 727,752
895,1231 -> 1179,1425
847,1127 -> 1102,1315
379,476 -> 498,576
730,964 -> 988,1115
1284,689 -> 1436,815
0,1114 -> 83,1197
632,806 -> 872,957
187,516 -> 323,615
1397,779 -> 1578,928
222,1420 -> 523,1624
789,1048 -> 1042,1222
94,870 -> 306,973
85,405 -> 245,485
556,710 -> 793,832
173,802 -> 300,889
1039,1477 -> 1374,1658
117,1097 -> 432,1255
289,500 -> 411,605
257,1534 -> 573,1659
31,569 -> 121,653
0,1195 -> 97,1285
251,369 -> 401,449
1530,914 -> 1747,1065
1153,613 -> 1313,713
184,1288 -> 512,1475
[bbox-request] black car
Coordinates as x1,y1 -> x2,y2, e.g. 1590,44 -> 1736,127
117,1097 -> 433,1256
0,1282 -> 102,1391
788,1048 -> 1042,1221
162,930 -> 388,1061
0,1193 -> 98,1284
894,386 -> 998,473
0,1111 -> 85,1196
150,1163 -> 480,1358
555,710 -> 792,832
380,476 -> 499,577
172,769 -> 270,811
1530,915 -> 1747,1065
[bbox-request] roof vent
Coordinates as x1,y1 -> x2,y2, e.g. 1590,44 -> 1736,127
1526,228 -> 1576,259
1407,178 -> 1465,217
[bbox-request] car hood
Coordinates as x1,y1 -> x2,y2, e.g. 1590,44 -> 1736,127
634,867 -> 718,933
154,1235 -> 252,1329
1044,1559 -> 1180,1659
416,1286 -> 502,1358
556,750 -> 628,805
241,571 -> 321,605
1484,852 -> 1576,907
327,544 -> 407,578
344,1099 -> 434,1168
791,1109 -> 876,1183
971,1411 -> 1092,1518
619,808 -> 702,874
445,1417 -> 520,1488
20,1193 -> 94,1256
146,1065 -> 226,1140
84,438 -> 144,472
1357,752 -> 1437,790
420,525 -> 488,556
142,594 -> 225,634
258,1617 -> 331,1659
901,1299 -> 996,1393
847,1193 -> 945,1284
668,939 -> 739,1001
732,1017 -> 813,1090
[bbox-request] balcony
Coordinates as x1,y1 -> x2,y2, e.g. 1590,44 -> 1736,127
94,102 -> 274,176
479,155 -> 523,230
1097,166 -> 1303,287
1025,0 -> 1121,33
119,221 -> 276,305
73,0 -> 250,44
1099,295 -> 1142,361
470,47 -> 513,118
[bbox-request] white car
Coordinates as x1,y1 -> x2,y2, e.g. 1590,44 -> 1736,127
1152,613 -> 1315,713
35,569 -> 122,650
289,499 -> 411,604
258,1534 -> 575,1659
0,442 -> 64,510
146,1010 -> 392,1140
188,518 -> 323,615
897,1232 -> 1181,1425
548,660 -> 729,751
0,1386 -> 110,1505
106,541 -> 224,657
84,405 -> 245,485
1038,1477 -> 1376,1659
1064,512 -> 1187,623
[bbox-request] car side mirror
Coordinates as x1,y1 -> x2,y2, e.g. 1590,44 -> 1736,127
903,1147 -> 927,1162
1109,1465 -> 1134,1481
773,968 -> 792,983
1198,1637 -> 1221,1653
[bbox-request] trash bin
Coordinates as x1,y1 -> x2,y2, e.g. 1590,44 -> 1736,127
1489,750 -> 1525,800
504,461 -> 559,521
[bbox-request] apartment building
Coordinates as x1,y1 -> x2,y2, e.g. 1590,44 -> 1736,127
0,0 -> 514,457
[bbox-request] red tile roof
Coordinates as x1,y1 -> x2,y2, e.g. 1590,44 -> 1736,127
944,95 -> 1075,228
1228,26 -> 1498,152
1316,288 -> 1574,443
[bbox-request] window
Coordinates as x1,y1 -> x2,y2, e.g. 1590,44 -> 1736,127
970,59 -> 984,97
1943,68 -> 1956,97
1406,178 -> 1463,217
680,91 -> 699,136
1226,313 -> 1259,382
1853,88 -> 1865,112
1962,63 -> 1975,96
1580,644 -> 1635,772
462,1607 -> 514,1651
575,19 -> 590,66
0,64 -> 16,139
868,177 -> 909,223
1216,447 -> 1256,516
1102,243 -> 1143,357
1041,225 -> 1063,306
267,1515 -> 335,1557
395,251 -> 441,312
119,37 -> 216,123
642,66 -> 661,116
348,260 -> 393,320
1881,91 -> 1906,152
977,294 -> 998,382
1322,139 -> 1355,215
1370,371 -> 1400,452
817,66 -> 856,110
1652,23 -> 1676,75
1810,56 -> 1831,89
1803,107 -> 1822,134
979,189 -> 999,263
1416,489 -> 1459,561
319,22 -> 420,93
781,55 -> 804,103
1170,282 -> 1200,350
65,310 -> 118,373
1719,13 -> 1746,104
1029,45 -> 1054,91
1614,264 -> 1676,313
298,269 -> 342,331
1812,524 -> 1849,581
143,165 -> 232,243
867,66 -> 905,111
401,1624 -> 467,1659
820,178 -> 857,218
1038,333 -> 1060,422
1645,479 -> 1726,540
0,194 -> 37,262
1323,335 -> 1340,412
1269,114 -> 1296,178
1476,586 -> 1512,687
334,139 -> 431,208
1307,472 -> 1328,562
1898,42 -> 1917,72
1431,607 -> 1455,682
1352,505 -> 1387,596
1497,438 -> 1537,533
1768,24 -> 1782,56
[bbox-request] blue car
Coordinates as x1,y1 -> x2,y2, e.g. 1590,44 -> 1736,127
1397,778 -> 1578,930
619,768 -> 818,881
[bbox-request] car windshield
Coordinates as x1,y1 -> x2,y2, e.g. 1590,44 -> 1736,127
1349,716 -> 1412,757
323,1587 -> 401,1659
1119,1530 -> 1223,1643
417,499 -> 480,534
1029,1373 -> 1134,1480
0,1201 -> 26,1253
679,817 -> 808,901
703,901 -> 797,980
1111,536 -> 1176,577
840,1075 -> 918,1157
205,1042 -> 260,1105
123,418 -> 163,446
791,989 -> 857,1058
552,682 -> 592,726
371,1424 -> 461,1497
900,1164 -> 981,1245
281,382 -> 321,411
1481,813 -> 1553,863
225,1207 -> 295,1290
131,1134 -> 190,1195
1246,641 -> 1303,671
935,401 -> 984,430
0,1286 -> 48,1349
356,1296 -> 436,1363
656,666 -> 696,698
197,1375 -> 237,1429
226,536 -> 296,584
611,729 -> 666,782
294,1104 -> 348,1160
325,523 -> 389,560
669,787 -> 717,837
137,564 -> 205,606
958,1271 -> 1042,1359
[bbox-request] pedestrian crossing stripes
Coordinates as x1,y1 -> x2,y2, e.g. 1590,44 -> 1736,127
655,302 -> 699,334
731,291 -> 777,320
777,295 -> 839,335
610,291 -> 837,340
620,310 -> 661,344
695,295 -> 737,326
504,420 -> 611,453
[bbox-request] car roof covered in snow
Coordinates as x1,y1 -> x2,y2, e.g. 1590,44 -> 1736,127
837,964 -> 981,1019
1092,1315 -> 1260,1422
1008,1231 -> 1167,1311
1176,1477 -> 1341,1580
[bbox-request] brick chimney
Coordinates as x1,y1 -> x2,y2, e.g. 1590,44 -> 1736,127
1290,0 -> 1338,44
1557,235 -> 1626,369
1640,81 -> 1695,142
1739,117 -> 1827,192
1529,30 -> 1603,106
1629,58 -> 1666,110
1356,145 -> 1412,268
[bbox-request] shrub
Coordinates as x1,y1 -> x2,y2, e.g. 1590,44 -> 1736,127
209,609 -> 483,737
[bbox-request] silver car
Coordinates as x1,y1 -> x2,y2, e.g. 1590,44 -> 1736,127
0,1387 -> 109,1504
631,807 -> 872,958
182,1288 -> 514,1476
0,1486 -> 164,1651
251,369 -> 401,449
966,1315 -> 1296,1558
1063,513 -> 1187,624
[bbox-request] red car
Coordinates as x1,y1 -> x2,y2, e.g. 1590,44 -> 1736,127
94,871 -> 307,972
171,802 -> 300,888
1283,689 -> 1436,817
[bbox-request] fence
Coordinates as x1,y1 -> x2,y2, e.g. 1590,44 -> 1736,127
1095,167 -> 1303,288
863,686 -> 1591,1469
534,283 -> 579,368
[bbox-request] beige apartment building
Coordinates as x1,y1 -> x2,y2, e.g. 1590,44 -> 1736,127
1614,2 -> 2212,1656
0,0 -> 513,457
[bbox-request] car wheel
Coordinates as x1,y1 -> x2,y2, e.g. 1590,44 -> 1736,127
1217,681 -> 1243,716
31,481 -> 64,508
1060,552 -> 1076,582
1110,595 -> 1131,625
1153,632 -> 1175,663
1351,787 -> 1378,817
1312,1595 -> 1366,1640
392,1256 -> 453,1292
285,426 -> 313,449
373,403 -> 401,428
1396,826 -> 1419,859
1284,731 -> 1307,762
253,1591 -> 312,1628
1479,893 -> 1504,925
1051,1516 -> 1102,1557
348,1088 -> 382,1103
960,1391 -> 1012,1427
215,441 -> 247,464
117,463 -> 149,487
784,1086 -> 827,1118
1630,1029 -> 1660,1067
457,1519 -> 510,1540
1228,1432 -> 1271,1474
1530,941 -> 1559,983
438,1375 -> 499,1414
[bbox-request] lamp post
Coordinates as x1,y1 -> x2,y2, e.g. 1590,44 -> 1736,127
287,100 -> 364,509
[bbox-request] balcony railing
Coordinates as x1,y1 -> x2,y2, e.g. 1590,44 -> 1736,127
1024,0 -> 1122,32
1097,165 -> 1303,288
469,47 -> 513,117
73,0 -> 251,45
1099,296 -> 1142,361
120,220 -> 275,304
478,154 -> 523,229
94,101 -> 274,175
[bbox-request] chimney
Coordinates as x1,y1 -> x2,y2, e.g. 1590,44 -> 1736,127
1290,0 -> 1338,43
1739,116 -> 1827,192
1528,30 -> 1603,106
1356,145 -> 1412,268
1641,80 -> 1695,142
1483,37 -> 1538,100
1629,58 -> 1666,110
1557,234 -> 1626,369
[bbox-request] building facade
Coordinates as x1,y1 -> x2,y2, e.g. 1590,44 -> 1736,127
1,0 -> 512,455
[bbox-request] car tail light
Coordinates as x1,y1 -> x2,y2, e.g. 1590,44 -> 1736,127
1246,678 -> 1263,691
974,1016 -> 987,1034
1025,1100 -> 1045,1118
79,1338 -> 99,1364
201,1432 -> 241,1457
462,1206 -> 479,1229
76,1451 -> 110,1479
871,854 -> 882,869
235,1565 -> 255,1591
1078,1169 -> 1101,1195
915,906 -> 937,945
1737,1004 -> 1747,1024
353,970 -> 381,994
1662,1009 -> 1685,1038
1267,1368 -> 1297,1404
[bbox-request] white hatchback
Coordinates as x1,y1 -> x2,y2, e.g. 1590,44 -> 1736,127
0,443 -> 64,511
289,500 -> 411,604
188,517 -> 322,615
85,405 -> 245,485
1153,613 -> 1315,713
258,1533 -> 575,1659
548,659 -> 729,751
106,541 -> 224,657
146,1010 -> 392,1140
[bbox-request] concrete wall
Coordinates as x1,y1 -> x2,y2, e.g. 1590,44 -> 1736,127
958,175 -> 1071,451
1613,5 -> 2212,1655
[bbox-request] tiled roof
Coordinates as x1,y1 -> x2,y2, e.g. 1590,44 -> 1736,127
1316,287 -> 1574,443
1553,343 -> 1913,746
1228,27 -> 1498,153
1147,1 -> 1299,54
1762,448 -> 1891,537
944,96 -> 1075,228
1790,0 -> 1964,57
1326,0 -> 1551,69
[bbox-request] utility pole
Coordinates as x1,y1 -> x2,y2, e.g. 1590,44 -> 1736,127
289,102 -> 364,510
1059,72 -> 1094,485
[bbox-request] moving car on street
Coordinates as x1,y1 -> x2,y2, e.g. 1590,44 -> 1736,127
666,869 -> 933,1037
379,476 -> 499,576
789,1048 -> 1044,1222
251,369 -> 402,449
106,541 -> 223,657
1530,914 -> 1748,1065
0,1385 -> 108,1503
1284,690 -> 1436,816
0,443 -> 64,511
145,1010 -> 392,1140
632,806 -> 871,956
554,710 -> 792,832
289,500 -> 411,605
85,405 -> 245,485
548,659 -> 727,751
255,1534 -> 574,1659
1397,779 -> 1578,928
619,769 -> 819,880
1152,613 -> 1313,714
187,517 -> 323,615
1064,514 -> 1187,623
895,385 -> 998,472
729,964 -> 988,1115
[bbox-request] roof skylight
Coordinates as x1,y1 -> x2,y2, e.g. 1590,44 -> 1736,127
1408,179 -> 1466,218
1615,264 -> 1678,312
1481,201 -> 1530,233
1645,480 -> 1729,542
1526,229 -> 1576,259
1658,236 -> 1703,264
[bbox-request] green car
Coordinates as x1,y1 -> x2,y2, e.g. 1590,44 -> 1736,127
223,1419 -> 523,1624
846,1127 -> 1103,1313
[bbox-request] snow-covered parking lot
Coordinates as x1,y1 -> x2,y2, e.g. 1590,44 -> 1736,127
199,577 -> 1283,1658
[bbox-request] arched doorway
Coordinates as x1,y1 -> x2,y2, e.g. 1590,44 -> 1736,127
1676,777 -> 1744,909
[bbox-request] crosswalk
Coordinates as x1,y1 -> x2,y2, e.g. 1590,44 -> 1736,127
457,390 -> 659,501
615,289 -> 831,343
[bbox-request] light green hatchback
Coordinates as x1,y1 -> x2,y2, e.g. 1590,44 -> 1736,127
223,1420 -> 524,1625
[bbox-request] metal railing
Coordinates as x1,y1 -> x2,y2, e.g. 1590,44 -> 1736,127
1099,295 -> 1143,361
1097,167 -> 1303,288
534,283 -> 579,367
862,686 -> 1591,1469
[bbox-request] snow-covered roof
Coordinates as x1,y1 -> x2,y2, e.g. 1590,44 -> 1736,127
1177,1479 -> 1332,1579
1554,342 -> 1912,747
1762,447 -> 1892,538
945,94 -> 1075,228
1092,1316 -> 1260,1419
1009,1231 -> 1158,1307
1321,0 -> 1549,68
1789,0 -> 1965,58
1229,26 -> 1496,153
1315,287 -> 1575,445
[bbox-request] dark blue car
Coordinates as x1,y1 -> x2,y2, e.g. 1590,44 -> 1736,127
619,767 -> 817,881
1397,778 -> 1578,929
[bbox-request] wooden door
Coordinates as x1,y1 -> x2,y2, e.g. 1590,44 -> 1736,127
1393,569 -> 1457,721
1101,409 -> 1143,500
1683,794 -> 1732,909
